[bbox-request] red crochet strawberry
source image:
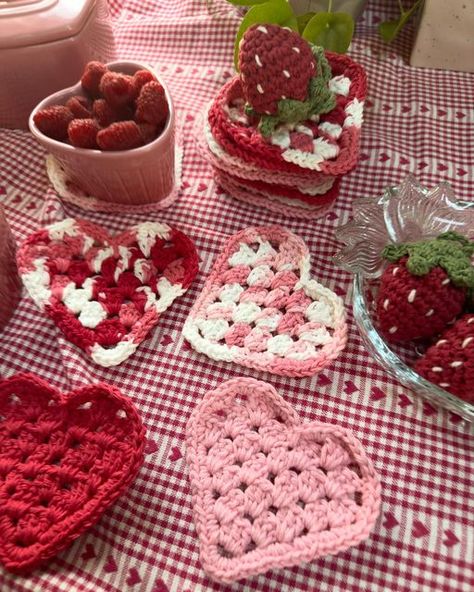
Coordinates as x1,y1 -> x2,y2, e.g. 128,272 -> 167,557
376,232 -> 474,343
239,24 -> 315,115
414,314 -> 474,402
238,24 -> 335,136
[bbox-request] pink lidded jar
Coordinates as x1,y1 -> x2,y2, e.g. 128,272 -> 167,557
0,206 -> 21,331
0,0 -> 116,130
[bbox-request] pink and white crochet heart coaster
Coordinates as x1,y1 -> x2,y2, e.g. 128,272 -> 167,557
17,218 -> 199,367
186,378 -> 381,583
183,226 -> 347,376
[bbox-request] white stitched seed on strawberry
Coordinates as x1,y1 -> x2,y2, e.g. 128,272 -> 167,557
442,278 -> 450,285
425,309 -> 434,316
450,361 -> 463,367
462,337 -> 473,348
238,24 -> 316,116
432,367 -> 443,372
383,299 -> 389,310
439,382 -> 450,387
408,289 -> 416,303
436,339 -> 448,346
389,326 -> 397,334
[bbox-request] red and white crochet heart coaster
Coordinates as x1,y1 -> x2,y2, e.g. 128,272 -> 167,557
183,226 -> 347,376
17,218 -> 199,367
0,373 -> 145,572
186,378 -> 381,583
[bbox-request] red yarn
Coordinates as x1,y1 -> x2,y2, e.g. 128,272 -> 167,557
415,314 -> 474,402
0,373 -> 145,572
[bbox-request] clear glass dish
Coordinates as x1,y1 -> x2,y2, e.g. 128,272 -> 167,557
334,175 -> 474,421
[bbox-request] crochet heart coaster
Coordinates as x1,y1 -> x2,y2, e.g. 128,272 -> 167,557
183,226 -> 347,376
17,218 -> 199,367
0,373 -> 145,572
186,378 -> 381,583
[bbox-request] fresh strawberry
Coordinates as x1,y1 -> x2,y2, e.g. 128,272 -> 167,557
81,61 -> 108,97
68,118 -> 100,148
415,314 -> 474,402
96,121 -> 143,151
33,106 -> 74,140
132,69 -> 156,97
99,72 -> 134,107
238,24 -> 316,116
376,232 -> 474,343
135,81 -> 168,126
65,95 -> 92,119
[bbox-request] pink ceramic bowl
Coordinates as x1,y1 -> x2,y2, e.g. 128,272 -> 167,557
29,61 -> 175,206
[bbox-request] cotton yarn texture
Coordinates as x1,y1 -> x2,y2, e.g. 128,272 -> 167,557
0,373 -> 145,573
17,218 -> 199,367
199,46 -> 367,218
186,377 -> 381,583
183,226 -> 347,376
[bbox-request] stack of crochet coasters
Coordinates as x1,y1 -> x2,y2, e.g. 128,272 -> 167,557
198,24 -> 367,219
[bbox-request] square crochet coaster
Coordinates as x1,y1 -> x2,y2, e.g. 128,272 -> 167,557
186,378 -> 381,583
17,218 -> 199,367
0,373 -> 145,573
183,226 -> 347,376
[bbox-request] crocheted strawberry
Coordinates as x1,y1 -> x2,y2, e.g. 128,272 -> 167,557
376,232 -> 474,343
414,314 -> 474,402
238,24 -> 336,136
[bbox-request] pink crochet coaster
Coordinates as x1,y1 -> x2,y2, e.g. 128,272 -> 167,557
17,218 -> 199,367
183,226 -> 347,376
208,52 -> 366,177
186,377 -> 381,583
0,373 -> 145,572
213,169 -> 339,220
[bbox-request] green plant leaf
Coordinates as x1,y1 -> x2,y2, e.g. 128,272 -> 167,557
226,0 -> 272,5
233,0 -> 298,70
296,11 -> 316,34
379,0 -> 423,43
302,12 -> 354,54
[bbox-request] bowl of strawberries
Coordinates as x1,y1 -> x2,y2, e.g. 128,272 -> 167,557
29,60 -> 174,205
334,176 -> 474,421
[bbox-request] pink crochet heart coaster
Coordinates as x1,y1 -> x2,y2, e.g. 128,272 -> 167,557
183,226 -> 347,376
17,218 -> 199,367
0,373 -> 145,572
186,378 -> 381,583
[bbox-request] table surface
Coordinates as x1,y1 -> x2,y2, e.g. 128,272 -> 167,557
0,1 -> 473,591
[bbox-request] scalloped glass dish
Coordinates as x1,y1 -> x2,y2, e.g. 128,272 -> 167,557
335,176 -> 474,421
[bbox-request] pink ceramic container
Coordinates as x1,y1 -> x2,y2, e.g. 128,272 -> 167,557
0,0 -> 115,130
0,206 -> 21,331
29,61 -> 175,206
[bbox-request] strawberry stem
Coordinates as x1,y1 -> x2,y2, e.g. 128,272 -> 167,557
382,232 -> 474,289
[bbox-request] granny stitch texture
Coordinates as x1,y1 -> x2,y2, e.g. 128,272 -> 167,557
186,377 -> 381,583
0,373 -> 145,573
17,218 -> 199,367
183,226 -> 347,376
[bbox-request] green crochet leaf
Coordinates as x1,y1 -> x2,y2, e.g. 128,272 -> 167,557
257,45 -> 336,137
382,232 -> 474,289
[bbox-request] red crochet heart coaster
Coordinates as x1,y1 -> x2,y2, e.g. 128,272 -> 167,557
0,373 -> 145,573
186,378 -> 381,583
17,218 -> 199,367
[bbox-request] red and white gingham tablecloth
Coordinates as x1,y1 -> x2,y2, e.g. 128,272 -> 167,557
0,1 -> 473,591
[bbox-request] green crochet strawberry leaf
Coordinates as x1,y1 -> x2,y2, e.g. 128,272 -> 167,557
255,45 -> 336,136
233,0 -> 298,70
302,12 -> 354,54
382,232 -> 474,289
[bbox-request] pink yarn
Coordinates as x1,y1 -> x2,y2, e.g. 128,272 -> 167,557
183,226 -> 347,376
186,377 -> 381,583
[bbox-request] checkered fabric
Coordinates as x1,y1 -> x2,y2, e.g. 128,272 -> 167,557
0,1 -> 473,591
